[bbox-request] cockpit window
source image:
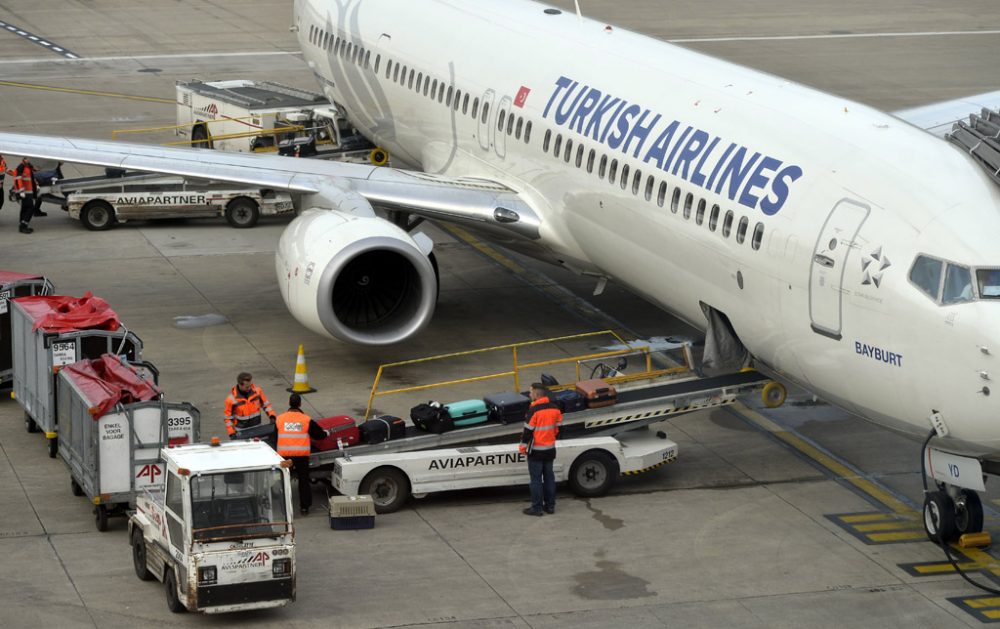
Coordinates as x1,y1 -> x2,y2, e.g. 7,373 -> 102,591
909,255 -> 943,300
942,264 -> 973,304
978,269 -> 1000,299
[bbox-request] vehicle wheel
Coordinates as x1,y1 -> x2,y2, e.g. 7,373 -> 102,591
225,198 -> 260,228
95,505 -> 109,532
131,528 -> 154,581
359,467 -> 410,514
955,489 -> 984,536
48,437 -> 58,459
191,124 -> 212,149
164,568 -> 186,613
70,477 -> 84,496
80,200 -> 115,231
923,490 -> 957,543
25,413 -> 38,433
369,147 -> 389,166
568,450 -> 620,498
761,381 -> 787,408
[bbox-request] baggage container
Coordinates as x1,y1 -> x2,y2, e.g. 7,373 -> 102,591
329,494 -> 375,530
483,391 -> 531,424
11,294 -> 143,457
56,355 -> 199,531
550,389 -> 587,413
0,271 -> 54,388
312,415 -> 360,451
575,378 -> 618,408
359,415 -> 406,444
443,399 -> 489,428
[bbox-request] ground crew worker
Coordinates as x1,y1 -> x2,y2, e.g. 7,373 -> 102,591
12,157 -> 36,234
276,393 -> 328,515
519,383 -> 563,516
0,154 -> 6,211
223,372 -> 276,438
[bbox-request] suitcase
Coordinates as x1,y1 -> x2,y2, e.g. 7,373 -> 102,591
443,399 -> 489,428
312,415 -> 361,451
359,415 -> 406,444
550,389 -> 587,413
233,422 -> 277,450
483,391 -> 531,424
575,378 -> 617,408
410,402 -> 452,434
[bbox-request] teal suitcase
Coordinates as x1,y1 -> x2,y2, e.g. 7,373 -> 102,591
444,399 -> 489,428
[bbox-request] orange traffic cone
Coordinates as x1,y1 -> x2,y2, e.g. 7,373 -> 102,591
286,344 -> 317,393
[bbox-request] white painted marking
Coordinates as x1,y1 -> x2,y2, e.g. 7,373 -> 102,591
5,25 -> 15,31
0,50 -> 300,64
52,47 -> 63,52
39,40 -> 50,45
670,29 -> 1000,43
28,36 -> 38,41
64,53 -> 79,59
15,30 -> 26,36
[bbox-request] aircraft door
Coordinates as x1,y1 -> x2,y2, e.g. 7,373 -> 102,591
808,198 -> 870,340
477,89 -> 494,151
494,94 -> 512,159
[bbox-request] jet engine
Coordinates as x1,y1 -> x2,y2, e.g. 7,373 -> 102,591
276,207 -> 438,345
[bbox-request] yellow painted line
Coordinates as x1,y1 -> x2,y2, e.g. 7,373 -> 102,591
867,531 -> 928,542
965,597 -> 1000,609
840,513 -> 899,523
732,401 -> 914,515
912,562 -> 979,574
983,610 -> 1000,620
0,80 -> 174,104
446,225 -> 526,275
855,522 -> 922,533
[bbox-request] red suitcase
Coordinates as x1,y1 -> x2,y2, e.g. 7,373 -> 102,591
575,379 -> 617,408
311,415 -> 361,451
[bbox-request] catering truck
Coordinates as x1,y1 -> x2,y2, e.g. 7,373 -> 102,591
129,439 -> 296,614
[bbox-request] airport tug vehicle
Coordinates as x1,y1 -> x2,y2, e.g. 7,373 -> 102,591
128,439 -> 296,614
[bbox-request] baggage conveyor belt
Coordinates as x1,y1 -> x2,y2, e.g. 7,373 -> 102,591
309,369 -> 771,468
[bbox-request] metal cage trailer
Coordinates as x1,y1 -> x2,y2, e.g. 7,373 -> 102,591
57,360 -> 200,531
129,440 -> 296,614
0,271 -> 53,388
11,297 -> 143,458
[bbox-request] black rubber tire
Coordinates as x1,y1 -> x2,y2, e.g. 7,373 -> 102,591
47,437 -> 58,459
80,200 -> 115,231
955,489 -> 984,536
191,124 -> 212,149
70,477 -> 84,497
359,467 -> 410,514
95,504 -> 109,532
131,528 -> 153,581
568,450 -> 619,498
164,568 -> 186,613
25,412 -> 38,433
225,198 -> 260,228
923,490 -> 957,543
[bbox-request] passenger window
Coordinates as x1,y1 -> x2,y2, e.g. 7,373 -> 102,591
365,51 -> 371,68
553,134 -> 562,156
438,83 -> 445,102
498,109 -> 506,131
417,72 -> 423,90
736,216 -> 749,244
751,222 -> 764,250
399,65 -> 407,83
516,118 -> 523,140
481,102 -> 489,124
543,130 -> 551,152
447,86 -> 453,107
472,98 -> 479,118
909,255 -> 943,300
385,60 -> 393,80
632,170 -> 641,195
507,114 -> 515,136
564,139 -> 573,163
722,210 -> 734,237
408,70 -> 415,89
620,164 -> 630,189
575,145 -> 584,168
656,182 -> 667,207
695,199 -> 706,225
463,93 -> 469,114
709,204 -> 720,231
347,42 -> 353,58
942,263 -> 973,304
375,55 -> 381,73
393,64 -> 400,82
670,188 -> 680,213
524,121 -> 532,143
977,269 -> 1000,298
598,155 -> 607,179
683,193 -> 693,219
644,176 -> 654,201
609,159 -> 618,183
432,78 -> 438,96
587,150 -> 596,173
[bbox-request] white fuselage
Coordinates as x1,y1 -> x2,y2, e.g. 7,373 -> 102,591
295,0 -> 1000,458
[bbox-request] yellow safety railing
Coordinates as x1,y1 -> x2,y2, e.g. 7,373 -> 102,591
111,111 -> 322,148
362,330 -> 694,419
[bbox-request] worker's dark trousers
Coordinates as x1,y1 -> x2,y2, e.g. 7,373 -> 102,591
291,456 -> 312,510
19,194 -> 33,226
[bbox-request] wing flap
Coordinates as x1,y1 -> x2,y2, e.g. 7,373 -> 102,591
893,89 -> 1000,137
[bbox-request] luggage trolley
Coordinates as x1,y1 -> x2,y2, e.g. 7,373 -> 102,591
56,356 -> 200,531
0,271 -> 54,388
10,296 -> 144,458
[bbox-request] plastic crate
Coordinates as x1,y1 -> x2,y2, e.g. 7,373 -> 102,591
329,495 -> 375,530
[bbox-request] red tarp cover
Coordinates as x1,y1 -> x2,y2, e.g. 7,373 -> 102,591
0,270 -> 42,285
13,292 -> 120,333
61,355 -> 160,418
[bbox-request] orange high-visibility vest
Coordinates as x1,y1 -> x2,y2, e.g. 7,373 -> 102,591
522,397 -> 562,452
276,409 -> 312,457
0,158 -> 6,179
223,384 -> 274,436
13,163 -> 34,194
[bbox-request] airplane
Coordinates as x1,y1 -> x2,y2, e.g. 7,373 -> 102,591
3,0 -> 1000,545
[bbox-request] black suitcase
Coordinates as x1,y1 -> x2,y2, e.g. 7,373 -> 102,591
550,389 -> 587,413
233,422 -> 277,450
483,391 -> 531,424
359,415 -> 406,444
410,402 -> 453,434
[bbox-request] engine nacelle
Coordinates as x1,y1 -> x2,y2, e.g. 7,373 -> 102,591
276,207 -> 438,345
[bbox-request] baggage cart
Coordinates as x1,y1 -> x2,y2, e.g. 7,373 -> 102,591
11,294 -> 143,457
56,355 -> 200,531
0,271 -> 54,388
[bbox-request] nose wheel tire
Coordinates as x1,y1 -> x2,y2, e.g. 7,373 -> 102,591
954,489 -> 984,536
923,490 -> 957,543
762,381 -> 787,408
359,467 -> 410,514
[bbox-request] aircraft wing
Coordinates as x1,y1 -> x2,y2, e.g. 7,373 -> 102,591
0,132 -> 542,242
892,89 -> 1000,137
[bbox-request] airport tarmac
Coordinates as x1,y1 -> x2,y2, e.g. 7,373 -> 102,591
2,1 -> 1000,627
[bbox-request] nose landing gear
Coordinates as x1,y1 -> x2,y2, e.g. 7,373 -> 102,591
922,486 -> 983,543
